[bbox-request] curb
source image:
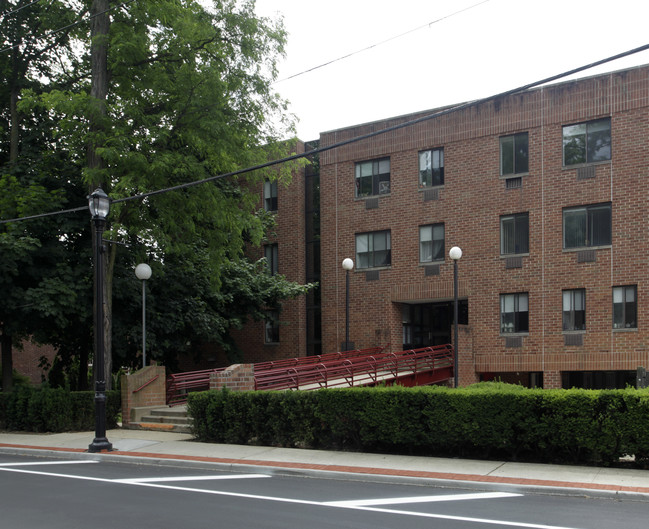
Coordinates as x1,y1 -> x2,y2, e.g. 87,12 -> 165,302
2,443 -> 649,502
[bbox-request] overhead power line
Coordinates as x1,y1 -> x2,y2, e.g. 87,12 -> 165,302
0,0 -> 42,18
2,41 -> 649,226
274,0 -> 491,84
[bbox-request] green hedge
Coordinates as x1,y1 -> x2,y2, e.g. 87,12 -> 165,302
187,384 -> 649,466
0,387 -> 121,432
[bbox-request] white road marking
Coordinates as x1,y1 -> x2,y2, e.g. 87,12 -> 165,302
0,466 -> 584,529
325,491 -> 521,506
0,460 -> 98,467
115,474 -> 270,483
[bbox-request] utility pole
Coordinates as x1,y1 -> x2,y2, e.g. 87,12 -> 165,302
88,0 -> 112,389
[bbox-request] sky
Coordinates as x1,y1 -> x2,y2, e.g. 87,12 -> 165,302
254,0 -> 649,141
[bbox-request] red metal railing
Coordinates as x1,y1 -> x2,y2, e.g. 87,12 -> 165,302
165,345 -> 389,405
254,344 -> 454,391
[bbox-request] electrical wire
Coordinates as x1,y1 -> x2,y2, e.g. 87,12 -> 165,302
274,0 -> 491,84
1,0 -> 43,18
2,42 -> 649,225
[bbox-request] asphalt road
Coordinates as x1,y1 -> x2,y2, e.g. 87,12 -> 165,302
0,453 -> 646,529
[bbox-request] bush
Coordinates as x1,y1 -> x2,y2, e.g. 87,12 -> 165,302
0,387 -> 120,432
187,383 -> 649,466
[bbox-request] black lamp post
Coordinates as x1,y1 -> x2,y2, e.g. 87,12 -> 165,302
341,258 -> 354,351
88,188 -> 113,453
449,246 -> 462,388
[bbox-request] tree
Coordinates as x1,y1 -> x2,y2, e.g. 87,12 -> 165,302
5,1 -> 305,385
1,1 -> 83,391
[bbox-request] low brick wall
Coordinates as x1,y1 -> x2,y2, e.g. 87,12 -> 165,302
210,364 -> 255,391
120,366 -> 166,427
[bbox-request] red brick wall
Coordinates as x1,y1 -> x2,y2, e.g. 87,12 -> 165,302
319,65 -> 649,385
231,141 -> 308,364
13,340 -> 57,384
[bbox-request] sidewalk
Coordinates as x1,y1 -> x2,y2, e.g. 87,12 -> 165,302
1,428 -> 648,499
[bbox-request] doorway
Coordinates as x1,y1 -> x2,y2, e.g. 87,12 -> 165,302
402,301 -> 467,350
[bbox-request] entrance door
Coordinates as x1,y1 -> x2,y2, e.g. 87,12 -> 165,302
402,301 -> 467,350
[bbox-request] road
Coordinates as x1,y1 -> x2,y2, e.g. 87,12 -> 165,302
0,453 -> 646,529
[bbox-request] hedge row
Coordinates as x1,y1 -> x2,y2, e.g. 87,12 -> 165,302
187,383 -> 649,466
0,387 -> 121,432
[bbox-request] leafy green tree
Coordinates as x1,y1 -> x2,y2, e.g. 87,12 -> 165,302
3,1 -> 307,386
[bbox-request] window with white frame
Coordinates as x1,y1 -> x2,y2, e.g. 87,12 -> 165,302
264,244 -> 278,275
419,224 -> 444,263
264,180 -> 278,211
355,158 -> 390,197
563,203 -> 611,249
265,311 -> 279,343
562,118 -> 611,166
355,230 -> 391,269
500,213 -> 529,255
500,293 -> 529,334
500,132 -> 529,175
613,285 -> 637,329
563,289 -> 586,331
418,148 -> 444,187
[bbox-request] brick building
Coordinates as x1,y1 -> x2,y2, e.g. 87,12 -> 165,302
234,64 -> 649,389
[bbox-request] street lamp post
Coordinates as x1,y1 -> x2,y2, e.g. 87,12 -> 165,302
342,258 -> 354,351
135,263 -> 152,369
449,246 -> 463,388
88,188 -> 112,453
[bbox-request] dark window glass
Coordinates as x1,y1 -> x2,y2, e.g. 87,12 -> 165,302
500,293 -> 529,334
264,180 -> 278,211
500,213 -> 529,255
613,286 -> 637,329
563,289 -> 586,331
264,244 -> 278,275
355,158 -> 390,197
265,311 -> 280,343
563,118 -> 611,166
419,224 -> 444,262
500,133 -> 529,175
563,203 -> 611,248
419,148 -> 444,187
356,230 -> 391,269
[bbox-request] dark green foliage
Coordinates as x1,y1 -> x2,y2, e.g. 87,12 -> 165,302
187,384 -> 649,467
0,387 -> 120,432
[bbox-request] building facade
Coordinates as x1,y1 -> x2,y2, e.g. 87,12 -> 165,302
318,64 -> 649,389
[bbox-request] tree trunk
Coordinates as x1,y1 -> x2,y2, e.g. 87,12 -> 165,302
88,0 -> 112,389
1,331 -> 13,393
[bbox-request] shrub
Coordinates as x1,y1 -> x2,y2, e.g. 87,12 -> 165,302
186,383 -> 649,466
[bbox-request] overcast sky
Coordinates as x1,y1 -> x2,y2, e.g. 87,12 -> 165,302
254,0 -> 649,140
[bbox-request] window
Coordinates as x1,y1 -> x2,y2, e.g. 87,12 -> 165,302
563,203 -> 611,249
355,158 -> 390,197
563,118 -> 611,166
419,148 -> 444,187
500,213 -> 529,255
613,286 -> 637,329
264,180 -> 277,211
419,224 -> 444,263
563,289 -> 586,331
264,244 -> 278,275
265,311 -> 279,343
500,133 -> 528,175
356,230 -> 391,269
500,293 -> 529,334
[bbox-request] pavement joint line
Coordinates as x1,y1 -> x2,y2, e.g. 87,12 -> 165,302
2,443 -> 649,497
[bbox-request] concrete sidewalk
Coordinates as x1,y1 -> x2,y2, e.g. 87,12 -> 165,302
1,428 -> 648,499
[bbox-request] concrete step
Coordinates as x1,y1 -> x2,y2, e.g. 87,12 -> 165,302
129,405 -> 192,434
